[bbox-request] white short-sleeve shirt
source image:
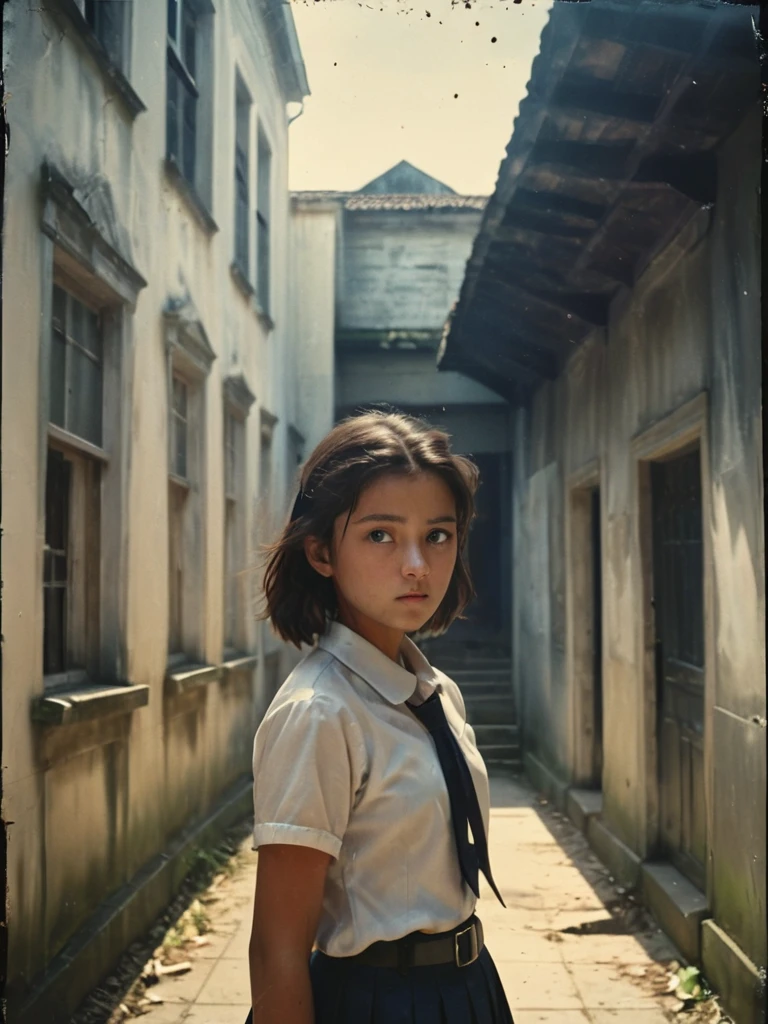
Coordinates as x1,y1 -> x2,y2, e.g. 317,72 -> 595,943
251,621 -> 491,957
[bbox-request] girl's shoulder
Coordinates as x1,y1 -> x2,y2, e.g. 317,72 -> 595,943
262,645 -> 359,723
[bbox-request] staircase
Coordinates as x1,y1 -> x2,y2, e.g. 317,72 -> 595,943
425,648 -> 522,774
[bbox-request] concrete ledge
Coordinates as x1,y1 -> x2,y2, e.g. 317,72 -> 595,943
567,788 -> 603,834
13,774 -> 253,1024
641,862 -> 710,964
524,751 -> 570,812
221,653 -> 260,680
701,918 -> 766,1024
164,662 -> 223,697
31,683 -> 150,725
586,816 -> 642,889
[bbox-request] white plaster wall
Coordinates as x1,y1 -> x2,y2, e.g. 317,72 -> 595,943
512,107 -> 764,969
339,210 -> 482,331
290,204 -> 337,452
2,0 -> 314,1001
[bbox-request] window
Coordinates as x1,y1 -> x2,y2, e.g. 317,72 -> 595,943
168,372 -> 191,656
166,0 -> 199,186
40,162 -> 146,692
83,0 -> 128,70
223,411 -> 244,649
164,297 -> 216,662
44,283 -> 106,683
287,425 -> 305,504
223,375 -> 255,654
50,285 -> 103,447
234,77 -> 251,277
256,126 -> 272,315
170,375 -> 189,480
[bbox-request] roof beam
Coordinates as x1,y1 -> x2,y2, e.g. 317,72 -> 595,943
478,272 -> 610,328
496,211 -> 593,241
510,189 -> 606,223
551,77 -> 661,124
528,139 -> 635,179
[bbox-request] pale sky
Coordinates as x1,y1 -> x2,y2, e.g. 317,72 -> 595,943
288,0 -> 553,196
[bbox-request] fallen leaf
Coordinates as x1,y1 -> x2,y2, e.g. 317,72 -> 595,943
155,961 -> 192,976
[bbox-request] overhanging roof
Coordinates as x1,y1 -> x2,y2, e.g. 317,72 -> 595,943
438,0 -> 759,403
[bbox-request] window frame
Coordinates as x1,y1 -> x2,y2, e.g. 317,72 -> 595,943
165,0 -> 216,219
39,162 -> 146,693
164,296 -> 216,664
256,124 -> 273,317
222,374 -> 256,655
233,73 -> 252,281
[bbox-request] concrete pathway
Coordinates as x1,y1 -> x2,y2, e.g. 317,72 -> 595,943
134,775 -> 703,1024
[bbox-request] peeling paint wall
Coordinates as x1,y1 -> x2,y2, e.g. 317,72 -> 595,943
340,209 -> 481,332
2,1 -> 320,1010
512,106 -> 764,971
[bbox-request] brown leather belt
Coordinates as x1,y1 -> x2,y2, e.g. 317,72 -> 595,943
343,916 -> 484,971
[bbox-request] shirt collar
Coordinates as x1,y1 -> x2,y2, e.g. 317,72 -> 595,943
317,621 -> 438,705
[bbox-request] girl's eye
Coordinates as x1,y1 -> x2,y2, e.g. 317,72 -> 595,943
368,529 -> 394,544
428,529 -> 452,544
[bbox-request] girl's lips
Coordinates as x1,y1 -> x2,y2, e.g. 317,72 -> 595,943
397,593 -> 428,602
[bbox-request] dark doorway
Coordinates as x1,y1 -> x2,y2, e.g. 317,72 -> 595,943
651,446 -> 706,890
590,486 -> 603,784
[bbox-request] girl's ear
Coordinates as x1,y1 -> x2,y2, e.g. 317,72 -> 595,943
304,535 -> 334,578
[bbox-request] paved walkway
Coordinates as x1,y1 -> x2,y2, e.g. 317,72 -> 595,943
134,775 -> 706,1024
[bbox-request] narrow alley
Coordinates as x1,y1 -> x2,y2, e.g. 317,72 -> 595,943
79,773 -> 728,1024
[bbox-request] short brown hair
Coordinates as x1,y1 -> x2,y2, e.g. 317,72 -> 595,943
262,411 -> 479,648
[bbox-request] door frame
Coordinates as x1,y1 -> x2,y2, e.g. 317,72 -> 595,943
565,457 -> 604,787
631,391 -> 714,898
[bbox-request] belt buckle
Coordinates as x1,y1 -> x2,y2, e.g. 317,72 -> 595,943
454,923 -> 479,967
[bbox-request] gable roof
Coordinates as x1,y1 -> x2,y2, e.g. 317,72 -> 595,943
357,160 -> 457,196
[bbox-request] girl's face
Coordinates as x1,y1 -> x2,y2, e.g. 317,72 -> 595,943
305,471 -> 459,657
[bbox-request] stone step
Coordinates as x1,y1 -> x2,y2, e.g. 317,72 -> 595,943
473,724 -> 520,746
439,658 -> 511,670
479,743 -> 522,762
458,683 -> 514,699
464,695 -> 517,725
450,674 -> 512,688
485,758 -> 525,775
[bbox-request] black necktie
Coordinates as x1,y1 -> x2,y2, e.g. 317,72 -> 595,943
407,691 -> 506,908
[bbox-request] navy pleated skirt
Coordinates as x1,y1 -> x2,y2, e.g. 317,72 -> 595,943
309,945 -> 514,1024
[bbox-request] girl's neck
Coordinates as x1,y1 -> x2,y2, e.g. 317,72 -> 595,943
336,601 -> 405,663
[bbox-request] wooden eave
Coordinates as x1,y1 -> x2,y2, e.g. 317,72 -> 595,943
439,0 -> 759,401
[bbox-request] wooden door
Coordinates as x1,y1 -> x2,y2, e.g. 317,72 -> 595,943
651,447 -> 706,890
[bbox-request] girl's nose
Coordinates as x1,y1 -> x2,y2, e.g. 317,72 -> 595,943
402,544 -> 430,579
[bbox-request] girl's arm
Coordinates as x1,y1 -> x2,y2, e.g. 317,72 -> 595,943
249,843 -> 332,1024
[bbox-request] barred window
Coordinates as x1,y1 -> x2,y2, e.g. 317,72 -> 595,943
167,0 -> 200,187
83,0 -> 127,70
51,285 -> 103,447
256,127 -> 272,315
234,77 -> 251,276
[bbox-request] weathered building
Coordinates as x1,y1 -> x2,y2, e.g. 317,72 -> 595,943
440,2 -> 764,1022
291,161 -> 513,657
1,1 -> 324,1019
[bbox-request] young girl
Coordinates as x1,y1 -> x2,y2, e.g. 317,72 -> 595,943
247,411 -> 514,1024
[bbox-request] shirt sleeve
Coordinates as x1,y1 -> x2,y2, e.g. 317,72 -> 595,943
251,692 -> 364,859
